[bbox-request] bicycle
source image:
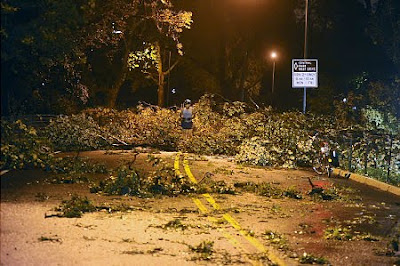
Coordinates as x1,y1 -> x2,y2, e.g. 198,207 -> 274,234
310,132 -> 335,177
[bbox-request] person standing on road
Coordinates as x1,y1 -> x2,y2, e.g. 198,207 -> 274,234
181,99 -> 194,136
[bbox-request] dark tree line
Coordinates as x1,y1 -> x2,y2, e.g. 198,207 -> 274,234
1,0 -> 399,118
1,0 -> 192,114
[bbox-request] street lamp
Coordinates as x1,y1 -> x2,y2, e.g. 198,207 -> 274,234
303,0 -> 309,114
271,51 -> 277,94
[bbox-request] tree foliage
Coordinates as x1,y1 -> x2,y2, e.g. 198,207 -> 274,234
1,0 -> 399,114
1,120 -> 51,169
368,0 -> 400,72
126,1 -> 193,107
1,0 -> 89,114
2,95 -> 399,185
1,0 -> 193,114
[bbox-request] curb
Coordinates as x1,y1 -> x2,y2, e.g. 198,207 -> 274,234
332,168 -> 400,197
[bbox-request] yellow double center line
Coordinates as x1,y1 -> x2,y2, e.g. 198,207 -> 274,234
174,152 -> 286,266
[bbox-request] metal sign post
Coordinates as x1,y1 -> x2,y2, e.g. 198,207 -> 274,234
303,0 -> 309,114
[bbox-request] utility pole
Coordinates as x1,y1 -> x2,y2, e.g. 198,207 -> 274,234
272,60 -> 276,94
166,51 -> 171,106
303,0 -> 309,114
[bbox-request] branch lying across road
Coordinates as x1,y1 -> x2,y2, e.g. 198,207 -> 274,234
97,134 -> 132,147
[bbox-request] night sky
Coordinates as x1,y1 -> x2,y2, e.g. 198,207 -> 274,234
168,0 -> 395,110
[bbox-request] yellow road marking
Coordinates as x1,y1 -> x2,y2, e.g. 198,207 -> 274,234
179,153 -> 286,266
175,153 -> 263,264
203,193 -> 221,210
191,190 -> 261,266
174,152 -> 183,176
192,198 -> 208,214
222,213 -> 241,230
220,229 -> 241,247
183,156 -> 198,184
223,214 -> 267,253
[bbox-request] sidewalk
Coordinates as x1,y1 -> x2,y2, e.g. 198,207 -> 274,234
332,168 -> 400,196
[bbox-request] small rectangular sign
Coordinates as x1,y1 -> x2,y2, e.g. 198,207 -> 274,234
292,59 -> 318,88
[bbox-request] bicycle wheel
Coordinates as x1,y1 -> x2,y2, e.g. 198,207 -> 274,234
312,157 -> 325,175
327,167 -> 333,178
39,145 -> 51,154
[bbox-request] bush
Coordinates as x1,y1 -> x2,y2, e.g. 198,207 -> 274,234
189,240 -> 214,260
132,106 -> 181,150
47,156 -> 109,184
45,113 -> 110,151
91,155 -> 197,197
42,97 -> 336,169
41,94 -> 399,186
82,106 -> 181,150
1,120 -> 52,169
93,167 -> 143,196
181,97 -> 266,155
235,112 -> 320,168
299,253 -> 329,264
56,195 -> 96,218
235,137 -> 271,166
1,120 -> 111,173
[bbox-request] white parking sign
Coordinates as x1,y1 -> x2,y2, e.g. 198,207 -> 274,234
292,59 -> 318,88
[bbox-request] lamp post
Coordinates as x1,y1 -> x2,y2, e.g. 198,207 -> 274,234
303,0 -> 309,114
271,51 -> 277,94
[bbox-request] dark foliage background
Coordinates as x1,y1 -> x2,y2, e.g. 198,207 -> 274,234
1,0 -> 399,117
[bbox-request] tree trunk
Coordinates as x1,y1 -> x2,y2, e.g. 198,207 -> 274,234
239,50 -> 249,102
154,43 -> 181,107
107,39 -> 132,108
108,89 -> 119,108
108,70 -> 127,108
156,42 -> 165,107
158,72 -> 165,107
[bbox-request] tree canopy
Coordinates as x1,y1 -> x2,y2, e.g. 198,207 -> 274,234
1,0 -> 192,114
1,0 -> 399,121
